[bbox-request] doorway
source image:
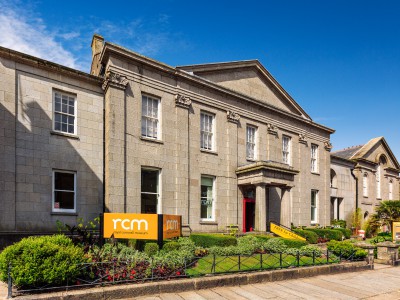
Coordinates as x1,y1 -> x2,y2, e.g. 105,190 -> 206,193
243,198 -> 255,232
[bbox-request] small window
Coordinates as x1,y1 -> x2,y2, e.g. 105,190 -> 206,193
246,125 -> 256,159
389,180 -> 393,200
200,112 -> 214,151
54,91 -> 76,134
311,190 -> 318,224
141,168 -> 160,213
311,144 -> 318,173
282,135 -> 291,165
363,173 -> 368,197
141,95 -> 160,139
201,176 -> 215,220
376,165 -> 381,199
53,171 -> 76,212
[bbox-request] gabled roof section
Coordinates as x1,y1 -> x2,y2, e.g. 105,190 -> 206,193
332,137 -> 400,170
176,60 -> 311,120
331,145 -> 364,160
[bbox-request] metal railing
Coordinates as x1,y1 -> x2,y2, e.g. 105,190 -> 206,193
6,249 -> 365,298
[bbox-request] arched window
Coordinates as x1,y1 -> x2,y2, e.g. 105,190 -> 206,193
363,173 -> 368,197
330,169 -> 337,188
364,211 -> 369,220
376,155 -> 387,199
389,179 -> 393,200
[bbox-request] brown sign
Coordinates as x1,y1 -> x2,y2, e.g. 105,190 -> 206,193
163,214 -> 182,239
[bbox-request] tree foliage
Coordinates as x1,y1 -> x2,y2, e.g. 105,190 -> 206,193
367,200 -> 400,234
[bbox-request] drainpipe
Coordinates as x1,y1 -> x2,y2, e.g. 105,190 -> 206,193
350,168 -> 358,210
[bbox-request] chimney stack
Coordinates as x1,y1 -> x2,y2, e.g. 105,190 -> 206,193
90,34 -> 104,76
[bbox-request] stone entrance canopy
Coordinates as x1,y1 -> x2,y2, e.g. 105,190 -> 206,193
236,160 -> 299,187
236,161 -> 299,231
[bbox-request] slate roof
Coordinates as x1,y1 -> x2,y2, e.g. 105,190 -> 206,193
331,145 -> 364,160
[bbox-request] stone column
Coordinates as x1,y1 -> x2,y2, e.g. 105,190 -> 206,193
102,70 -> 129,213
255,184 -> 267,232
280,188 -> 291,228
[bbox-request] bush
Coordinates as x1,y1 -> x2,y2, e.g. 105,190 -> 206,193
253,234 -> 274,243
162,241 -> 180,252
293,229 -> 318,244
264,238 -> 287,253
284,245 -> 323,257
305,228 -> 344,241
0,235 -> 86,287
279,238 -> 308,248
331,219 -> 347,228
327,240 -> 367,259
333,228 -> 351,239
144,243 -> 159,257
190,233 -> 237,248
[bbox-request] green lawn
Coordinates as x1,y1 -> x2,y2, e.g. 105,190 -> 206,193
186,253 -> 340,276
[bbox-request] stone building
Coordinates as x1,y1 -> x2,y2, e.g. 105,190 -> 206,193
91,34 -> 334,233
331,137 -> 400,226
0,34 -> 336,244
0,46 -> 104,246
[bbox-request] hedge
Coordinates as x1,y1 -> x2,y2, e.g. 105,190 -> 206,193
333,228 -> 351,239
189,233 -> 237,248
0,235 -> 86,288
304,228 -> 343,241
279,238 -> 308,248
293,229 -> 318,244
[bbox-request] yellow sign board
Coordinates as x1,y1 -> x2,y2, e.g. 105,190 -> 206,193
270,223 -> 306,241
392,222 -> 400,242
163,214 -> 182,239
104,213 -> 158,239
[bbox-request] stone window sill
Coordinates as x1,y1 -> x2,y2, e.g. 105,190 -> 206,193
140,136 -> 164,144
200,221 -> 218,225
50,130 -> 79,140
51,212 -> 78,216
200,149 -> 218,156
311,172 -> 320,176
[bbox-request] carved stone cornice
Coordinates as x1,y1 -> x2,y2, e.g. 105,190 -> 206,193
267,123 -> 278,135
175,94 -> 191,109
299,133 -> 308,144
324,141 -> 333,152
227,110 -> 240,123
102,70 -> 129,91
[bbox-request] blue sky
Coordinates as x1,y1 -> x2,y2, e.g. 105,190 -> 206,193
1,0 -> 399,160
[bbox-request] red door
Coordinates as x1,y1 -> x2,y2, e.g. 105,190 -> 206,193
243,198 -> 255,232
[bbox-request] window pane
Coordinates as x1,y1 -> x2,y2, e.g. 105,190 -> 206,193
55,102 -> 61,112
55,122 -> 61,131
54,191 -> 74,209
141,193 -> 157,213
55,172 -> 75,190
68,125 -> 74,134
141,170 -> 158,193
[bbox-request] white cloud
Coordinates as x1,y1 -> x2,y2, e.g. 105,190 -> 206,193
0,2 -> 78,69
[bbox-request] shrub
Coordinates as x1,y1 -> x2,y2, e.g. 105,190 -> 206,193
264,238 -> 287,253
331,219 -> 347,228
190,233 -> 237,248
305,228 -> 344,241
0,235 -> 86,287
144,243 -> 159,257
162,241 -> 180,252
284,245 -> 322,257
177,237 -> 196,253
333,228 -> 351,239
279,238 -> 308,248
293,229 -> 318,244
254,234 -> 274,242
327,240 -> 367,259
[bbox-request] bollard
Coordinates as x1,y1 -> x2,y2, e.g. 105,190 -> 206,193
7,263 -> 12,299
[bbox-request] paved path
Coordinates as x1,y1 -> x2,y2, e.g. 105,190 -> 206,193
135,264 -> 400,300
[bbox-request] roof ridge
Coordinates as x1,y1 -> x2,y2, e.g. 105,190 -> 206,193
332,144 -> 364,153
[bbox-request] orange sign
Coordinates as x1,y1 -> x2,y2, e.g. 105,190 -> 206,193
163,214 -> 181,239
103,213 -> 158,239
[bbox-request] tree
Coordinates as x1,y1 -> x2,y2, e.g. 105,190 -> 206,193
367,200 -> 400,233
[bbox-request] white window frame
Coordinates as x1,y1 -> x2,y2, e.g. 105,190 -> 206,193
141,168 -> 162,214
246,125 -> 257,160
311,190 -> 318,224
141,94 -> 160,139
389,180 -> 393,200
200,112 -> 215,151
52,170 -> 76,213
53,90 -> 77,135
311,144 -> 318,173
363,173 -> 368,197
282,135 -> 291,165
200,175 -> 215,221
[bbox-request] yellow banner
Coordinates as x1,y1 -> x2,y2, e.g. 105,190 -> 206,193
103,213 -> 158,240
393,222 -> 400,242
163,214 -> 181,239
270,223 -> 306,241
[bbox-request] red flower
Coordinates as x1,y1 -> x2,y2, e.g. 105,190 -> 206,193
130,270 -> 136,275
176,271 -> 181,276
129,275 -> 134,279
107,276 -> 112,281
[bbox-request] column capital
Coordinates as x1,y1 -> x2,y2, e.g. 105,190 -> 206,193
175,94 -> 191,109
102,70 -> 129,91
227,110 -> 240,124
